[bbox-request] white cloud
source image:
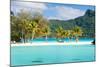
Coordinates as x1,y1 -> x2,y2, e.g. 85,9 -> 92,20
11,1 -> 86,20
48,6 -> 85,20
11,1 -> 47,14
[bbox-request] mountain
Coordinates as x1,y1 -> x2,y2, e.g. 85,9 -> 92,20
49,9 -> 95,38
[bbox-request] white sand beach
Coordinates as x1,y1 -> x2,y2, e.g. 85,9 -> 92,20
11,41 -> 93,47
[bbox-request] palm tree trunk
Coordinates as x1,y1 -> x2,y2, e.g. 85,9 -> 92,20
45,35 -> 48,41
68,36 -> 71,42
68,37 -> 71,42
76,37 -> 79,42
21,30 -> 25,43
31,31 -> 35,43
31,33 -> 34,43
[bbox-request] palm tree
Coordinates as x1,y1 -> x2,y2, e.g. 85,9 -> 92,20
19,19 -> 31,43
14,17 -> 26,43
64,30 -> 71,42
56,26 -> 63,38
32,13 -> 49,38
30,21 -> 38,42
55,26 -> 65,42
16,10 -> 33,43
68,30 -> 75,42
42,26 -> 51,41
73,26 -> 83,42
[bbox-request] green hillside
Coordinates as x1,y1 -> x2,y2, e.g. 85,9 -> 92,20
49,9 -> 95,38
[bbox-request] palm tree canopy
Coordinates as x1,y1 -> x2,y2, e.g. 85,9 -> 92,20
42,26 -> 51,36
73,26 -> 83,37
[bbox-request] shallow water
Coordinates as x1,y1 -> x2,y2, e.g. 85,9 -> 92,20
21,38 -> 94,42
11,44 -> 95,66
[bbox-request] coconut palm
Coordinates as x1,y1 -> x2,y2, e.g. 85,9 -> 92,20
56,26 -> 63,38
15,10 -> 33,43
32,13 -> 49,38
19,19 -> 31,43
67,30 -> 75,42
42,26 -> 51,41
30,21 -> 38,42
73,26 -> 83,42
64,30 -> 71,42
55,26 -> 66,42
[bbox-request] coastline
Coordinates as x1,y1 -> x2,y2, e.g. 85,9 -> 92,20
11,41 -> 93,47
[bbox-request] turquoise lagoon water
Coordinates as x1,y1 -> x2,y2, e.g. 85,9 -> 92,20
21,38 -> 94,42
11,38 -> 95,66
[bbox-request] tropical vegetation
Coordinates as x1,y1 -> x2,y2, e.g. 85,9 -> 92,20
11,9 -> 95,43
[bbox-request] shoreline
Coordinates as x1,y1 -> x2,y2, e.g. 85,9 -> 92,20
11,41 -> 93,47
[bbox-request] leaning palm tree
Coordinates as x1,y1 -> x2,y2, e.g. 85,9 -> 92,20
30,21 -> 38,41
55,26 -> 65,42
56,26 -> 63,38
42,26 -> 51,41
16,9 -> 33,43
68,30 -> 75,42
17,18 -> 28,43
64,30 -> 70,42
73,26 -> 83,42
32,13 -> 49,38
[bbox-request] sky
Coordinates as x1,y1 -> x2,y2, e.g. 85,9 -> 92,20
11,0 -> 95,20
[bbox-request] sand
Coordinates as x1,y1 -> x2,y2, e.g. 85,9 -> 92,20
11,41 -> 92,47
